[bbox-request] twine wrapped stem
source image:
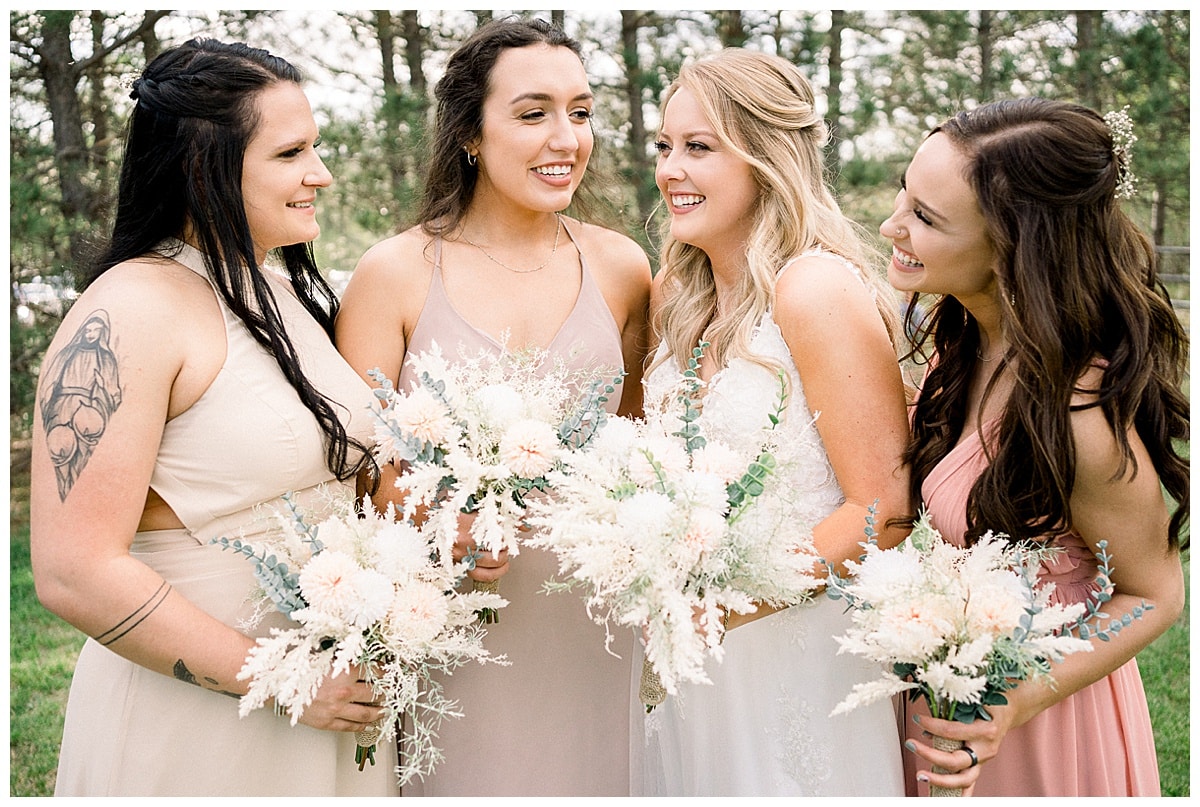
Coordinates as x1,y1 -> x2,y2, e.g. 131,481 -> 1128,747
929,734 -> 965,797
638,658 -> 666,713
473,578 -> 501,623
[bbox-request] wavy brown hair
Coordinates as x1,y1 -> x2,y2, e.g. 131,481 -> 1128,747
906,97 -> 1189,549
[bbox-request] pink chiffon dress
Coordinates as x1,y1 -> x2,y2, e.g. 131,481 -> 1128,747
902,420 -> 1163,796
394,219 -> 634,796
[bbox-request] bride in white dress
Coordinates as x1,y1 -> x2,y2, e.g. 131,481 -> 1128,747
630,49 -> 910,796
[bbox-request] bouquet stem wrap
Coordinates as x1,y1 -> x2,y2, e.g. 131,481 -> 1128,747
929,734 -> 965,797
638,658 -> 667,712
472,578 -> 501,623
355,725 -> 383,770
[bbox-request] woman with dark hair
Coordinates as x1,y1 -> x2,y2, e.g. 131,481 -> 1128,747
336,16 -> 651,797
30,38 -> 397,795
882,97 -> 1188,796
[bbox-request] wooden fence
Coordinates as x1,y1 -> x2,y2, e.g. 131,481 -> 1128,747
1157,245 -> 1189,334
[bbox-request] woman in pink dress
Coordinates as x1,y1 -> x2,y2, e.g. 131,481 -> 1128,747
880,97 -> 1188,796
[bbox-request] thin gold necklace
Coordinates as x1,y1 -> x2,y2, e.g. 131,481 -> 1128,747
459,213 -> 562,274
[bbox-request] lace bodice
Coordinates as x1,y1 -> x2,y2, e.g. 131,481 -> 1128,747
644,252 -> 860,531
633,252 -> 907,797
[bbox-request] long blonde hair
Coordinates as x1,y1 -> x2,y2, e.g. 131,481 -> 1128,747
652,48 -> 898,376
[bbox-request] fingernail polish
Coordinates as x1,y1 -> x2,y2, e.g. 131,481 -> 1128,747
917,774 -> 929,783
904,740 -> 916,752
912,714 -> 921,724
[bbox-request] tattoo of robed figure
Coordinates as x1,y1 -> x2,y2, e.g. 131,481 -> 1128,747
39,310 -> 124,500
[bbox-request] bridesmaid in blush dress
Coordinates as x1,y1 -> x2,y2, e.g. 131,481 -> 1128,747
881,98 -> 1187,796
336,17 -> 652,797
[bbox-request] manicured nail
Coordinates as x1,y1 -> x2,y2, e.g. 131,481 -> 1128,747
916,774 -> 929,783
904,740 -> 916,752
912,714 -> 922,724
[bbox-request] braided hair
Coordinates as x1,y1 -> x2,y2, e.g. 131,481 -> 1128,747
94,38 -> 373,486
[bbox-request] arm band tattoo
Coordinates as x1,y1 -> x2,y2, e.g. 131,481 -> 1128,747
95,581 -> 172,646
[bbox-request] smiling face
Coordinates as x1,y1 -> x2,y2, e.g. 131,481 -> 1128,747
469,44 -> 594,214
653,87 -> 759,268
880,132 -> 997,306
240,82 -> 331,263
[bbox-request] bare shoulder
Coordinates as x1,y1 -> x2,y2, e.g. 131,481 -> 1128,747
567,217 -> 651,284
347,226 -> 436,292
774,251 -> 875,324
52,255 -> 219,356
38,253 -> 226,426
336,227 -> 434,382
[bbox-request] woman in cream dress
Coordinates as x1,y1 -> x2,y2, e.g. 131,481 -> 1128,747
31,39 -> 398,796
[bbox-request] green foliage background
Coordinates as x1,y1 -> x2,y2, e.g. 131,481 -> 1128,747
8,9 -> 1190,796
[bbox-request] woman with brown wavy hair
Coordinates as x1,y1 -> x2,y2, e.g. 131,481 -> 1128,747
882,97 -> 1188,796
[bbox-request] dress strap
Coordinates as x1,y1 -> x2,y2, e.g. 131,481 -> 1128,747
432,235 -> 444,275
777,246 -> 865,284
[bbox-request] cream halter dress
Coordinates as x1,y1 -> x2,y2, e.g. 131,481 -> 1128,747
53,241 -> 399,796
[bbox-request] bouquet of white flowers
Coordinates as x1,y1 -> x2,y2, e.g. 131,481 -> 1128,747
527,343 -> 823,709
368,339 -> 622,623
826,510 -> 1150,795
213,488 -> 507,786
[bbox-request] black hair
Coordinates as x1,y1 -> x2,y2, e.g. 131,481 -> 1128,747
95,37 -> 373,486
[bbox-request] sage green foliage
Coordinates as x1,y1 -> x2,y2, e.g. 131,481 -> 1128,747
559,371 -> 625,449
210,536 -> 307,616
1072,541 -> 1154,642
366,367 -> 445,465
8,8 -> 1190,795
209,493 -> 326,616
674,341 -> 710,453
726,371 -> 788,517
7,497 -> 1191,796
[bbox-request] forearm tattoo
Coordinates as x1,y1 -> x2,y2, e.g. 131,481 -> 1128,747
38,309 -> 124,501
95,580 -> 171,646
174,659 -> 239,698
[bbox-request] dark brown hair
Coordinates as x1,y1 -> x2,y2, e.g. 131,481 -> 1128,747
416,16 -> 584,234
906,97 -> 1189,549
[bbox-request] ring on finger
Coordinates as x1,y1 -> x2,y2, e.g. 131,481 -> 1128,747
962,744 -> 979,769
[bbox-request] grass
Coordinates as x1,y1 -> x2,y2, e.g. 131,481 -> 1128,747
1138,554 -> 1190,796
7,474 -> 1191,796
9,526 -> 86,797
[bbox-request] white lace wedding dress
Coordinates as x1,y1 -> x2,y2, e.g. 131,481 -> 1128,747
629,252 -> 905,796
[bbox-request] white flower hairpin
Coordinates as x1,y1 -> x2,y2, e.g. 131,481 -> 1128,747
1103,105 -> 1138,200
